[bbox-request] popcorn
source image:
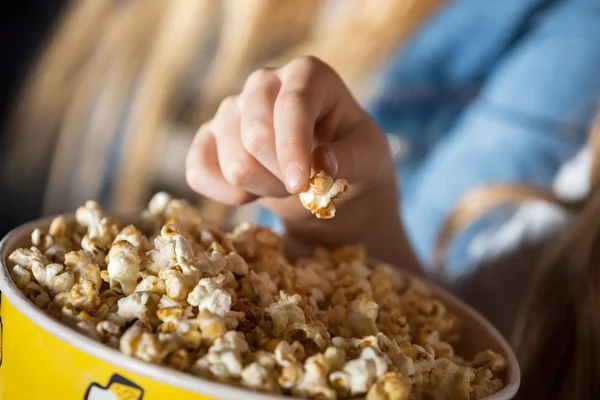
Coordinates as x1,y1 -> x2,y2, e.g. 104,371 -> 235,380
472,367 -> 504,399
293,352 -> 339,399
275,340 -> 306,367
68,280 -> 101,313
10,193 -> 507,399
117,292 -> 160,325
241,351 -> 281,394
120,323 -> 177,364
114,225 -> 150,252
187,275 -> 232,317
367,372 -> 411,400
267,291 -> 306,336
299,170 -> 348,219
31,262 -> 74,296
330,356 -> 377,396
10,265 -> 31,289
106,240 -> 141,295
8,247 -> 48,271
423,358 -> 474,400
347,295 -> 379,337
135,275 -> 167,295
31,216 -> 75,262
193,331 -> 249,380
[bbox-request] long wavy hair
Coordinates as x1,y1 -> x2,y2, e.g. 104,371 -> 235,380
436,113 -> 600,399
1,0 -> 443,219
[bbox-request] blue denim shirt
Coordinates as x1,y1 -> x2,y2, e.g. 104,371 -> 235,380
260,0 -> 600,280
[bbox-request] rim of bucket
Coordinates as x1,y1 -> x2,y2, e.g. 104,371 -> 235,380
0,214 -> 520,400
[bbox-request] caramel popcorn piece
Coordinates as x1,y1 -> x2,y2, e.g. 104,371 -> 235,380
299,170 -> 348,219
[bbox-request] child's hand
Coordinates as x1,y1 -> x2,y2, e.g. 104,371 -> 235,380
186,57 -> 420,273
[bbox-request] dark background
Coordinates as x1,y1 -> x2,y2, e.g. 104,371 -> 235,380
0,0 -> 67,139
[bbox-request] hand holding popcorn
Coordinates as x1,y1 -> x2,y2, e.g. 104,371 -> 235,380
185,57 -> 417,271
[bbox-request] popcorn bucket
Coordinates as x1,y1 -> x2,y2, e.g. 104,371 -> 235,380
0,215 -> 520,400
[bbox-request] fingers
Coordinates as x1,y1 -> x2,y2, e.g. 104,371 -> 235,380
239,68 -> 282,179
187,56 -> 391,206
185,123 -> 257,206
273,57 -> 339,193
312,117 -> 390,185
213,96 -> 288,198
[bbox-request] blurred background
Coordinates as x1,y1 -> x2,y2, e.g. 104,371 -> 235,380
0,0 -> 443,236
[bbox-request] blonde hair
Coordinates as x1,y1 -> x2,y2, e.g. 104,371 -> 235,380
3,0 -> 444,218
436,113 -> 600,399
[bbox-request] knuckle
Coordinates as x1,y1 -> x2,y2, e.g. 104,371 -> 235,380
222,158 -> 253,186
242,119 -> 273,154
216,95 -> 239,117
246,68 -> 275,88
277,89 -> 309,112
288,55 -> 323,72
186,167 -> 205,195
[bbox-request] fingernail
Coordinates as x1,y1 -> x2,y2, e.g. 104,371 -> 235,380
326,150 -> 338,177
284,164 -> 305,192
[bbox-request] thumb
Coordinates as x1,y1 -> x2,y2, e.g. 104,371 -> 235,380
312,117 -> 392,185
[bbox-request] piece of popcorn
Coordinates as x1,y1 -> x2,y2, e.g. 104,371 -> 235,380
8,247 -> 48,271
75,201 -> 120,247
298,170 -> 348,219
157,295 -> 179,309
211,331 -> 250,354
471,367 -> 504,399
423,358 -> 474,400
135,275 -> 166,296
330,357 -> 378,396
195,242 -> 249,277
145,192 -> 203,232
241,351 -> 281,394
375,333 -> 415,377
239,271 -> 278,308
267,291 -> 306,336
114,225 -> 151,252
60,303 -> 95,330
120,323 -> 177,364
275,340 -> 306,367
279,362 -> 305,390
10,265 -> 31,289
116,292 -> 160,325
31,262 -> 75,296
347,295 -> 379,337
284,321 -> 331,353
367,372 -> 412,400
197,311 -> 228,342
360,346 -> 391,378
106,240 -> 141,295
401,343 -> 435,375
193,331 -> 250,380
144,224 -> 195,275
292,353 -> 338,400
470,349 -> 507,377
96,320 -> 121,348
68,280 -> 101,313
165,348 -> 192,371
76,320 -> 101,340
187,274 -> 232,317
158,266 -> 188,299
173,319 -> 203,349
31,217 -> 74,263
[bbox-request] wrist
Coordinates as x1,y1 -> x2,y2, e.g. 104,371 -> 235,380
282,174 -> 423,276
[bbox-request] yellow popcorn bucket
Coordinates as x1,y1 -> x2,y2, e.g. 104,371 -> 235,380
0,215 -> 520,400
